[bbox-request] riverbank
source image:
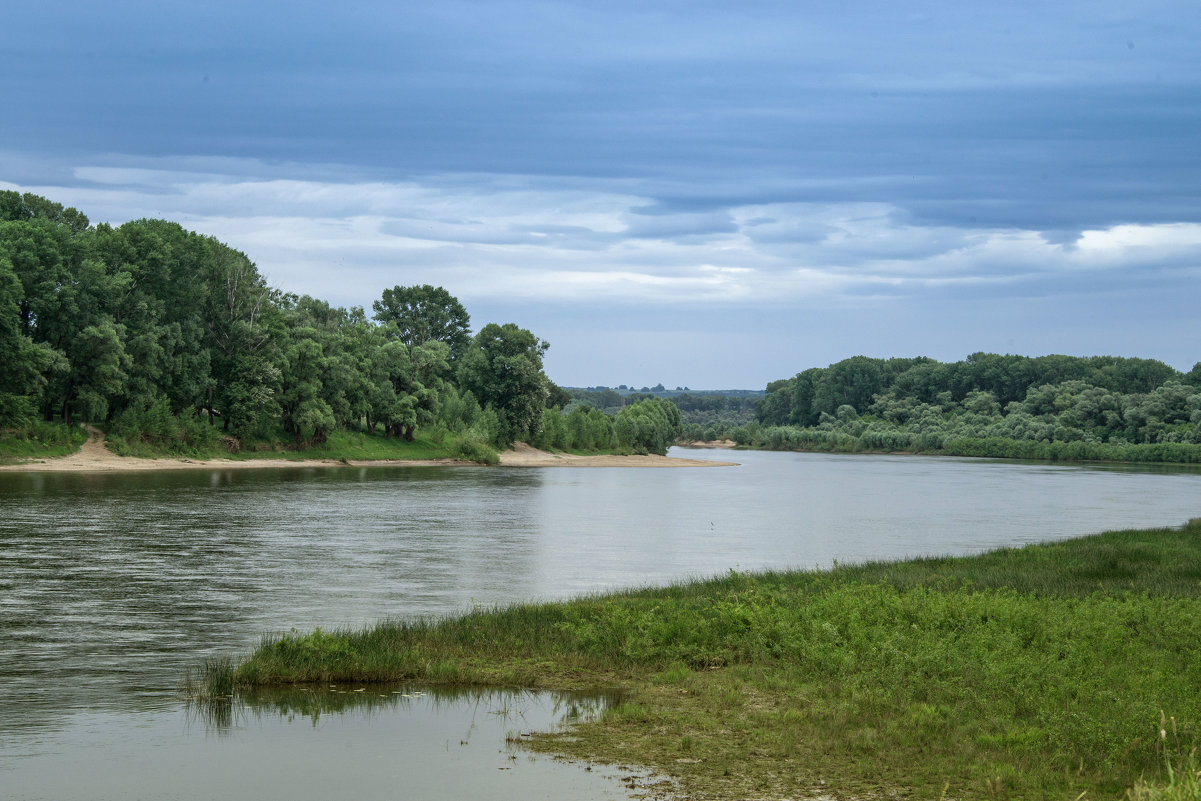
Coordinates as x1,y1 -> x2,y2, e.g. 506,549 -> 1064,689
499,441 -> 736,467
0,428 -> 735,472
730,426 -> 1201,465
198,520 -> 1201,800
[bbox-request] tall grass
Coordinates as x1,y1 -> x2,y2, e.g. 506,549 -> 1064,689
1128,714 -> 1201,801
0,421 -> 87,462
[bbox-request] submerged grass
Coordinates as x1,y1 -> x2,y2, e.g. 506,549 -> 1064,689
201,519 -> 1201,800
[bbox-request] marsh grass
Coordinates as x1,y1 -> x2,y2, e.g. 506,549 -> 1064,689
201,520 -> 1201,799
1127,715 -> 1201,801
181,655 -> 239,730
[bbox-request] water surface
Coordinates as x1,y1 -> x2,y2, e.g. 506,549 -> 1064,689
2,449 -> 1198,798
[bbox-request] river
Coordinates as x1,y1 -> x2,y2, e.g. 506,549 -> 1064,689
2,448 -> 1198,799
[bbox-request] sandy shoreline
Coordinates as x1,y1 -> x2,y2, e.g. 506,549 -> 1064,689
0,430 -> 737,473
498,441 -> 736,467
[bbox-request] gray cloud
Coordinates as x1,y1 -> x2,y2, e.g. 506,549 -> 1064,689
3,0 -> 1198,385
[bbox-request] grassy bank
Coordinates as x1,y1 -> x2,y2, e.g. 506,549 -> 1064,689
0,421 -> 87,463
103,425 -> 498,464
199,521 -> 1201,799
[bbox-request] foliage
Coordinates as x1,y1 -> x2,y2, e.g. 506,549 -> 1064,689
107,396 -> 220,456
0,193 -> 559,457
447,426 -> 501,464
371,284 -> 471,365
749,355 -> 1201,463
0,420 -> 86,462
614,397 -> 682,455
456,323 -> 550,446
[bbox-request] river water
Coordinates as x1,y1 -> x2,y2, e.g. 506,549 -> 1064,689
2,448 -> 1199,799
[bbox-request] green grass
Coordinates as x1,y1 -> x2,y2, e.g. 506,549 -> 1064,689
0,421 -> 87,463
1126,714 -> 1201,801
196,520 -> 1201,799
236,429 -> 455,462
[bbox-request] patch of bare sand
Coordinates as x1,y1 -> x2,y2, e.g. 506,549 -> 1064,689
499,442 -> 737,467
678,438 -> 737,449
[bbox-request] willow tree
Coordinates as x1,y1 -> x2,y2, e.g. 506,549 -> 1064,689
456,322 -> 549,446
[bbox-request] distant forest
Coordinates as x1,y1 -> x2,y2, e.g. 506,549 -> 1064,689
563,386 -> 759,441
744,354 -> 1201,462
5,192 -> 1200,465
0,192 -> 681,457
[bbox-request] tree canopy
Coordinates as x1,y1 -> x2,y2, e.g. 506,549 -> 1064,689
372,284 -> 471,365
0,192 -> 556,455
749,354 -> 1201,457
457,322 -> 550,445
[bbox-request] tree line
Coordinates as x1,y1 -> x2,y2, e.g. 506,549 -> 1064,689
0,192 -> 680,457
745,354 -> 1201,462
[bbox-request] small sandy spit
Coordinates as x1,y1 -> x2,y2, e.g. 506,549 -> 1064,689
499,442 -> 736,468
0,429 -> 736,473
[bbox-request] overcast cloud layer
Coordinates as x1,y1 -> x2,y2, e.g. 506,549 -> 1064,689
3,1 -> 1199,387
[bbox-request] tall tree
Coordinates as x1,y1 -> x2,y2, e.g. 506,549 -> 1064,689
371,284 -> 471,365
0,255 -> 50,425
456,323 -> 549,445
201,240 -> 284,436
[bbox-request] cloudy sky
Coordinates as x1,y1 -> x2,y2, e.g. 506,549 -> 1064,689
3,1 -> 1199,388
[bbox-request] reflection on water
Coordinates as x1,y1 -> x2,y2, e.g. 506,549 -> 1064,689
2,686 -> 645,801
188,682 -> 616,736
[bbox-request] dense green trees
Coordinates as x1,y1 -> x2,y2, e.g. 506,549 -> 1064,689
0,192 -> 699,459
0,254 -> 48,424
529,398 -> 682,455
457,322 -> 550,445
372,284 -> 471,365
614,397 -> 682,455
748,354 -> 1201,461
0,192 -> 567,456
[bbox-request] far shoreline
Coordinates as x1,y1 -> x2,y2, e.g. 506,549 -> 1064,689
0,436 -> 738,474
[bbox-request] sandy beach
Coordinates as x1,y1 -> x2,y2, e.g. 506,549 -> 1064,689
497,441 -> 736,467
0,429 -> 737,473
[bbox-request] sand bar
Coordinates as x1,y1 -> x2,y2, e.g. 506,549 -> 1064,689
498,441 -> 736,467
